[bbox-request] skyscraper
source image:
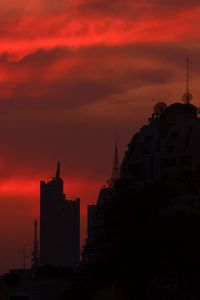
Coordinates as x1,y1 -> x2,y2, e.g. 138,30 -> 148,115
83,143 -> 120,262
40,162 -> 80,268
121,101 -> 199,183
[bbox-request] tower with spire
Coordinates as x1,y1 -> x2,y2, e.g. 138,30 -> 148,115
109,143 -> 120,187
40,162 -> 80,268
56,161 -> 60,178
84,143 -> 121,262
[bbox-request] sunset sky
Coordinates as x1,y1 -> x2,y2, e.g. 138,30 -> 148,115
0,0 -> 200,273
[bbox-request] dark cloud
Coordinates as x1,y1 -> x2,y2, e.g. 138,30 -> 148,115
0,0 -> 72,15
1,0 -> 200,18
78,0 -> 200,18
0,42 -> 198,184
1,44 -> 198,111
78,0 -> 132,15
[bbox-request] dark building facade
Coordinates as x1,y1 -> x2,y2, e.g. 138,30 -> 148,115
40,162 -> 80,269
81,97 -> 200,299
87,205 -> 96,242
121,102 -> 200,183
83,144 -> 120,263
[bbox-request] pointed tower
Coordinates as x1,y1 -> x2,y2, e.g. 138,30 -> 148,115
53,161 -> 63,196
109,143 -> 120,187
56,161 -> 60,179
40,162 -> 80,268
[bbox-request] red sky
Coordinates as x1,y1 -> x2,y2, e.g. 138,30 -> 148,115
0,0 -> 200,274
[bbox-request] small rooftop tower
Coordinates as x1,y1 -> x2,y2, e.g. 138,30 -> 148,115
182,58 -> 193,104
56,161 -> 60,179
109,141 -> 120,187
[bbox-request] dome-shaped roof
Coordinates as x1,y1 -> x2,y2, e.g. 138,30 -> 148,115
162,103 -> 197,118
160,103 -> 197,126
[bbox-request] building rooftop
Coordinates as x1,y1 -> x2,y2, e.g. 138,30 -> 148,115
121,101 -> 200,183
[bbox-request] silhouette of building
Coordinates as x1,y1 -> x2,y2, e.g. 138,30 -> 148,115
40,162 -> 80,268
1,268 -> 74,300
83,143 -> 120,262
121,101 -> 200,183
87,205 -> 96,242
81,91 -> 200,299
87,142 -> 120,235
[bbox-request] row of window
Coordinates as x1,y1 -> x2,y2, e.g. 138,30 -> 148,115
144,131 -> 180,144
162,156 -> 192,168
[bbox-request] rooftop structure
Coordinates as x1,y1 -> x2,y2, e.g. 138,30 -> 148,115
121,101 -> 200,183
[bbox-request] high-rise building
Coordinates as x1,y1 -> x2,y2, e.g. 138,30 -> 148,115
83,143 -> 120,262
121,101 -> 200,183
40,162 -> 80,268
87,205 -> 96,242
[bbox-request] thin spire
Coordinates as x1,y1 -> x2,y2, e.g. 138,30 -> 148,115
109,141 -> 120,187
186,57 -> 190,97
56,161 -> 60,179
183,58 -> 193,104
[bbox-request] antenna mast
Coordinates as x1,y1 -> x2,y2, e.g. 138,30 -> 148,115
183,58 -> 193,104
108,135 -> 120,188
18,244 -> 30,269
32,219 -> 40,268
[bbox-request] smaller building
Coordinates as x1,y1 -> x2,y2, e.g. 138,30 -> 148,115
0,283 -> 9,300
83,143 -> 120,262
1,268 -> 74,300
40,162 -> 80,269
87,205 -> 97,242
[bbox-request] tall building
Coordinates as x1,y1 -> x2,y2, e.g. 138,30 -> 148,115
40,162 -> 80,268
121,101 -> 200,183
83,143 -> 120,262
120,60 -> 200,185
88,142 -> 120,234
87,205 -> 96,242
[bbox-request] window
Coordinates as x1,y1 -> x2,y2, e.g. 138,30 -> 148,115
166,144 -> 175,153
180,155 -> 192,166
161,172 -> 169,180
128,162 -> 144,180
143,148 -> 150,155
145,135 -> 153,143
170,131 -> 179,139
156,141 -> 160,152
184,127 -> 192,149
162,157 -> 176,168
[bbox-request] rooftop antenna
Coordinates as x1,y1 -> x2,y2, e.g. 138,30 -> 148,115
17,244 -> 30,269
32,219 -> 40,268
108,130 -> 120,188
182,58 -> 193,104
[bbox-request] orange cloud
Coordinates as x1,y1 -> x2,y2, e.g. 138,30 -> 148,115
0,3 -> 199,59
0,179 -> 38,197
0,177 -> 100,206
